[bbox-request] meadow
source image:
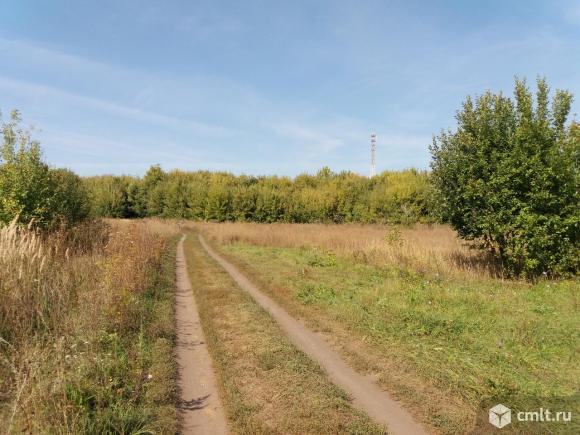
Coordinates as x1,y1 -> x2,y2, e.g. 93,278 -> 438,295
195,222 -> 493,279
0,218 -> 180,433
1,216 -> 577,433
195,222 -> 579,434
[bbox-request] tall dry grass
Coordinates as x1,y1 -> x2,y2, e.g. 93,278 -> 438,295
0,218 -> 105,347
0,218 -> 180,433
105,217 -> 182,238
194,222 -> 497,279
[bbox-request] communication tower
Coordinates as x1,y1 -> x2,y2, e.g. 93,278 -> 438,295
370,133 -> 377,177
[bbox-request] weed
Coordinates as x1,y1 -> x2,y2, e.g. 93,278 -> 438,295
0,219 -> 180,432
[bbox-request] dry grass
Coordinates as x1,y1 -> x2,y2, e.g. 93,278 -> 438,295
107,217 -> 182,239
0,218 -> 105,348
184,235 -> 386,434
0,218 -> 180,433
194,222 -> 494,279
193,222 -> 579,433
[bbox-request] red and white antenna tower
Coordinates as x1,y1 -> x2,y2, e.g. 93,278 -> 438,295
370,133 -> 377,177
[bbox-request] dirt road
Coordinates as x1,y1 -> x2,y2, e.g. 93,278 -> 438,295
198,235 -> 427,435
175,235 -> 228,434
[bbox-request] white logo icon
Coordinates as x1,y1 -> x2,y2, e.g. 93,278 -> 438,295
489,404 -> 512,428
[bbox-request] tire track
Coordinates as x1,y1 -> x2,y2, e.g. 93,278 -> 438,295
198,235 -> 427,435
176,235 -> 228,434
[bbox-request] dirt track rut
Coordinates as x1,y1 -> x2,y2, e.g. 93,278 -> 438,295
198,235 -> 427,435
176,235 -> 228,434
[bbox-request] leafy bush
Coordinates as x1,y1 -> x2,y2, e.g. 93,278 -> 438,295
0,110 -> 89,228
430,78 -> 579,277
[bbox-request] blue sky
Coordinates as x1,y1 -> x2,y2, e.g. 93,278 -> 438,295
0,0 -> 578,176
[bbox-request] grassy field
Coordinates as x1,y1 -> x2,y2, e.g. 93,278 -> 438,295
183,234 -> 386,434
195,222 -> 496,279
196,222 -> 579,434
0,219 -> 180,433
3,217 -> 576,433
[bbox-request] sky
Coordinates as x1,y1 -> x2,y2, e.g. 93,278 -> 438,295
0,0 -> 578,177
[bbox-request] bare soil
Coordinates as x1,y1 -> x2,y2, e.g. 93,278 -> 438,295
199,235 -> 427,435
175,235 -> 228,434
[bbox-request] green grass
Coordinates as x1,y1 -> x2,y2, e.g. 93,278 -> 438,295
216,242 -> 579,433
184,235 -> 386,434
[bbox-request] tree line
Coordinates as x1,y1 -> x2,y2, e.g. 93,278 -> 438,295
1,78 -> 578,276
84,166 -> 436,224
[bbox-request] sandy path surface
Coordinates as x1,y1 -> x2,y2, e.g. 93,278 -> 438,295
199,235 -> 427,435
175,235 -> 228,435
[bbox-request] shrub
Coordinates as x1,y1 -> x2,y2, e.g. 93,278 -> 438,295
430,78 -> 579,277
0,110 -> 89,228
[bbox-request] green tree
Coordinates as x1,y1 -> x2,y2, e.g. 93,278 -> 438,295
51,168 -> 90,225
430,78 -> 579,277
141,164 -> 166,216
0,110 -> 89,228
0,110 -> 53,226
85,176 -> 132,218
163,171 -> 190,217
205,175 -> 233,221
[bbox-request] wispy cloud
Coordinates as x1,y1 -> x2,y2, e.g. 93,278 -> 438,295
0,29 -> 466,176
271,123 -> 345,156
0,37 -> 256,130
0,37 -> 119,75
41,130 -> 235,175
0,76 -> 234,136
42,131 -> 197,160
